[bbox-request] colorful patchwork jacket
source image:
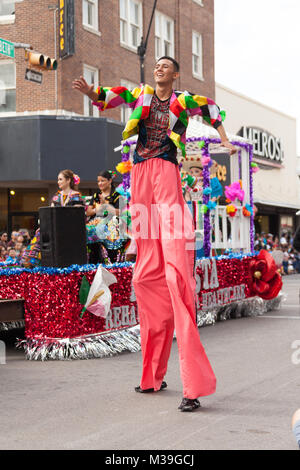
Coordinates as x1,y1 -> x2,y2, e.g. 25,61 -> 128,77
92,84 -> 225,157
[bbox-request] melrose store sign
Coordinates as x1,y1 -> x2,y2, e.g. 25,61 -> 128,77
238,126 -> 284,166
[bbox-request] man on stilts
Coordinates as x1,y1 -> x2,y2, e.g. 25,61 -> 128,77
73,57 -> 236,411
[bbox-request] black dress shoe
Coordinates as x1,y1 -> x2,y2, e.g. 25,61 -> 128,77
135,381 -> 167,393
178,397 -> 201,412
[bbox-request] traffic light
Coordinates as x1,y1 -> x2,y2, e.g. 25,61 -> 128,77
25,50 -> 58,70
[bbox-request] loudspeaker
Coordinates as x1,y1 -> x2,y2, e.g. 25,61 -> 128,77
39,206 -> 87,267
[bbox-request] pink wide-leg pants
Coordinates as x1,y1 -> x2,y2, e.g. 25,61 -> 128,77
130,158 -> 216,399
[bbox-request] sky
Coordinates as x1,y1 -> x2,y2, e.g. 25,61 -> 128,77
214,0 -> 300,154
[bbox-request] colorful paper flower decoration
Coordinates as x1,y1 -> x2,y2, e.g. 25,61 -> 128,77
203,187 -> 212,196
122,145 -> 130,154
251,162 -> 259,173
242,203 -> 253,217
225,180 -> 245,203
201,201 -> 217,213
116,160 -> 133,174
226,204 -> 237,218
207,200 -> 217,210
249,250 -> 282,300
201,156 -> 211,166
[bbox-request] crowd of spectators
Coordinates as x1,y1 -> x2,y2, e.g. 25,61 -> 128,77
1,228 -> 300,275
254,231 -> 300,275
0,230 -> 31,265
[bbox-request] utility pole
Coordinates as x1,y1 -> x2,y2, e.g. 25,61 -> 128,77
48,4 -> 59,113
137,0 -> 158,85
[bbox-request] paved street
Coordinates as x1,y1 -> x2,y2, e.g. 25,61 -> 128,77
1,275 -> 300,451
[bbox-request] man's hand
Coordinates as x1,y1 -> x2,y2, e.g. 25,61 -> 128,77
72,76 -> 98,101
221,140 -> 237,156
216,124 -> 237,156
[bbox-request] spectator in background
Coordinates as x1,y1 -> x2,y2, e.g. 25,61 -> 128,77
293,250 -> 300,273
288,249 -> 295,274
7,231 -> 19,249
16,234 -> 25,246
292,409 -> 300,449
261,232 -> 267,247
254,233 -> 262,250
273,236 -> 279,250
259,234 -> 266,249
0,246 -> 6,261
280,232 -> 288,246
5,248 -> 18,264
282,249 -> 289,275
14,242 -> 23,257
293,225 -> 300,252
0,232 -> 8,249
267,233 -> 274,250
19,229 -> 30,245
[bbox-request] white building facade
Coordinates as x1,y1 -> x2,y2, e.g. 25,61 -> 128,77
216,83 -> 299,237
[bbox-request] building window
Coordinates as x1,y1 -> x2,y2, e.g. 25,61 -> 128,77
0,1 -> 15,15
0,61 -> 16,113
192,31 -> 203,80
0,0 -> 15,24
83,65 -> 99,117
120,79 -> 138,123
82,0 -> 99,31
155,12 -> 174,60
120,0 -> 142,51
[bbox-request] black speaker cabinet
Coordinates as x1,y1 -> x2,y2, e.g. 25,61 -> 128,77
39,206 -> 87,267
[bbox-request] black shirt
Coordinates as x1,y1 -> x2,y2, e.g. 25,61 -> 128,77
88,188 -> 121,221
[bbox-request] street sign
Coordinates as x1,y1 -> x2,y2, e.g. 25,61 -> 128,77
25,68 -> 43,84
0,38 -> 15,58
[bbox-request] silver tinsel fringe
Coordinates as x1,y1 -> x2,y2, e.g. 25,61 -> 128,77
15,293 -> 284,361
16,325 -> 141,361
197,292 -> 285,327
0,320 -> 25,332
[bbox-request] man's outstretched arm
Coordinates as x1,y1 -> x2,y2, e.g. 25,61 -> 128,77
72,76 -> 139,111
183,92 -> 237,155
216,124 -> 237,155
72,76 -> 99,102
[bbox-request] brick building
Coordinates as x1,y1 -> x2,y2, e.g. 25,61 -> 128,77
0,0 -> 216,234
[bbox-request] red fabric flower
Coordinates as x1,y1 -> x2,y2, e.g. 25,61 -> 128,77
249,250 -> 282,300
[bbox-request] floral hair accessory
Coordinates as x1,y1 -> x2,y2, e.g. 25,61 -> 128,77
108,170 -> 117,179
73,174 -> 80,185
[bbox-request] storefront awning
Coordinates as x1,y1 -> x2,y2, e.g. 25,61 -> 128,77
254,199 -> 300,210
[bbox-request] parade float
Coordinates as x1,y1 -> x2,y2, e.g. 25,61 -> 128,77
0,120 -> 282,360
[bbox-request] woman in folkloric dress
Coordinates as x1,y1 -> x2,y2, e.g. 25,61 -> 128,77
51,169 -> 84,207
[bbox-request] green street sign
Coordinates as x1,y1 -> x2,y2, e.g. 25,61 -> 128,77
0,38 -> 14,58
